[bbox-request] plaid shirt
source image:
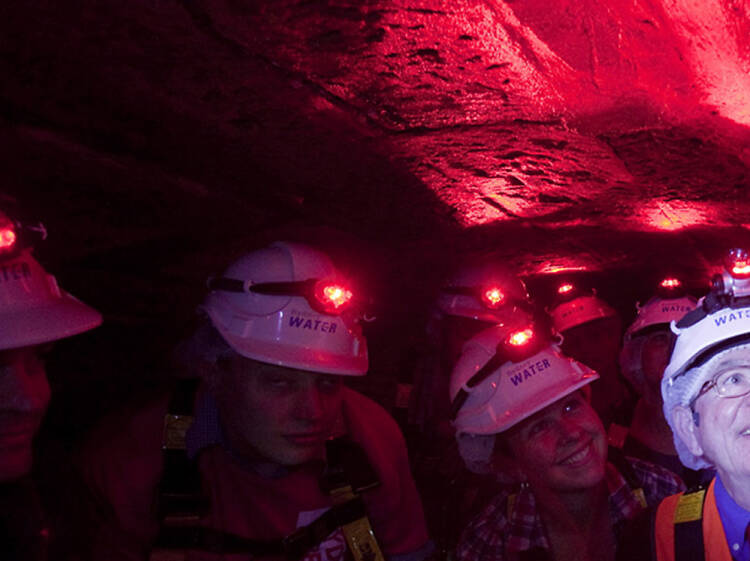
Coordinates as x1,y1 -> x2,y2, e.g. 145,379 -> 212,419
455,457 -> 685,561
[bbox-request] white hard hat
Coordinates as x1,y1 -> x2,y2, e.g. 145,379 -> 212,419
0,216 -> 101,350
548,284 -> 616,334
436,262 -> 530,324
620,279 -> 697,391
625,279 -> 697,338
449,323 -> 598,436
203,241 -> 368,375
662,249 -> 750,469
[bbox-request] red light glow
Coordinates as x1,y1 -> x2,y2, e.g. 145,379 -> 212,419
316,282 -> 353,311
660,278 -> 682,289
558,283 -> 574,295
508,328 -> 534,346
732,262 -> 750,278
482,287 -> 505,307
636,203 -> 707,232
0,228 -> 16,251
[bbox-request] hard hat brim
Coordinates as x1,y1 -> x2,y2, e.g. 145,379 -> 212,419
216,324 -> 369,376
0,291 -> 102,350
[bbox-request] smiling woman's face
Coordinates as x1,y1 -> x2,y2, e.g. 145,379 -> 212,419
502,391 -> 607,494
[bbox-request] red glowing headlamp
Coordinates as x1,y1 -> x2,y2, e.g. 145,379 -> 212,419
550,281 -> 592,311
443,284 -> 513,310
557,283 -> 574,295
656,276 -> 687,298
0,225 -> 17,254
207,276 -> 356,315
0,214 -> 47,261
450,325 -> 547,419
726,249 -> 750,279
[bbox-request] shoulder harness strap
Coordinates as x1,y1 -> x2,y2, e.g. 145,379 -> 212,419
156,496 -> 371,559
319,436 -> 384,561
155,391 -> 384,560
158,378 -> 207,522
673,486 -> 707,561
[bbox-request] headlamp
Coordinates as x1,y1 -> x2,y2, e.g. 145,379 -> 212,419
711,248 -> 750,299
657,277 -> 687,298
674,248 -> 750,328
0,214 -> 47,261
442,283 -> 523,310
557,283 -> 575,296
207,277 -> 357,315
0,225 -> 17,254
450,324 -> 549,419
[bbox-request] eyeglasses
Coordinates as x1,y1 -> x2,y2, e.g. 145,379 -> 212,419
689,367 -> 750,410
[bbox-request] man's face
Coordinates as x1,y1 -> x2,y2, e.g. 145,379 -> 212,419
689,350 -> 750,489
503,391 -> 607,493
640,331 -> 673,404
0,346 -> 51,481
213,356 -> 345,466
561,316 -> 622,378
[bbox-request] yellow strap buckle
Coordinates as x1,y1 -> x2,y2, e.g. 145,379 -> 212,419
162,414 -> 194,450
673,489 -> 706,524
330,485 -> 384,561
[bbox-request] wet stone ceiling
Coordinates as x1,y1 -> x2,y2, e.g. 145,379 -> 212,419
1,1 -> 750,412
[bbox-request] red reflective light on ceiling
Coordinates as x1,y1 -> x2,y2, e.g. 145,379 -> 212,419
0,227 -> 17,251
482,286 -> 505,308
508,328 -> 534,347
315,282 -> 353,311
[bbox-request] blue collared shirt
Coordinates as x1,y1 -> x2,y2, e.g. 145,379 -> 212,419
715,475 -> 750,561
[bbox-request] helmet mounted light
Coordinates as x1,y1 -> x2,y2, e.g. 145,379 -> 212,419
207,276 -> 357,315
661,277 -> 681,289
312,280 -> 353,313
0,213 -> 48,261
481,286 -> 505,308
443,284 -> 518,311
656,276 -> 687,299
666,248 -> 750,380
450,325 -> 547,420
558,283 -> 574,296
693,248 -> 750,315
0,226 -> 17,254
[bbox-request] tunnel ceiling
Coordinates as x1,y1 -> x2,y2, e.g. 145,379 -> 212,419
1,1 -> 750,360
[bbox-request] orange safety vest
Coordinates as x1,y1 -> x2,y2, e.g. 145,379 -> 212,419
654,478 -> 733,561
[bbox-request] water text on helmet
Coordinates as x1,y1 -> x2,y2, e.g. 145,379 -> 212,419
506,359 -> 552,387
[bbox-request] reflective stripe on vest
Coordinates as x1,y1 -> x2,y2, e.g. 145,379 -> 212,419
654,478 -> 733,561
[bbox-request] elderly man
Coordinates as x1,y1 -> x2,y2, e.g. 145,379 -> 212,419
78,241 -> 431,561
627,249 -> 750,561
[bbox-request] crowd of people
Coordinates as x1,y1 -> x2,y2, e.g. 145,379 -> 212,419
3,207 -> 750,561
